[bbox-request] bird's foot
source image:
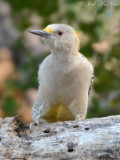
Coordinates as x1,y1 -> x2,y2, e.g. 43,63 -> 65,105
75,115 -> 81,121
29,120 -> 45,132
75,114 -> 85,121
29,122 -> 38,133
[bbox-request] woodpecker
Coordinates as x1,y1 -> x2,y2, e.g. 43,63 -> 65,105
29,24 -> 94,126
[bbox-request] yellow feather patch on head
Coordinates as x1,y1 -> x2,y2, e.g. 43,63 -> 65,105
73,30 -> 79,40
73,30 -> 80,54
43,27 -> 52,33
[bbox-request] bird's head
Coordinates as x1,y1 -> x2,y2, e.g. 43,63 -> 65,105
28,24 -> 80,55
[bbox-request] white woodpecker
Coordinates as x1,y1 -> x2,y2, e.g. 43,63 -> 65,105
28,24 -> 94,126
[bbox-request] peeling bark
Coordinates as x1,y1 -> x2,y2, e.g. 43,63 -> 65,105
0,115 -> 120,160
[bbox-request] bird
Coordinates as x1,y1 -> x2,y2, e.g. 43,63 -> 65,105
28,24 -> 94,126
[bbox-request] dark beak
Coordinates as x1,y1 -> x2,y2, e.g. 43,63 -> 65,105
28,30 -> 51,37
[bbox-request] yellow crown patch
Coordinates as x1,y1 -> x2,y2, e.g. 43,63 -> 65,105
44,27 -> 52,33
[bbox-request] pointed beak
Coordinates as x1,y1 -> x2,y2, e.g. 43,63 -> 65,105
28,30 -> 51,37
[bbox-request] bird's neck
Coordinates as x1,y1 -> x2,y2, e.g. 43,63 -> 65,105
51,50 -> 80,65
51,48 -> 79,58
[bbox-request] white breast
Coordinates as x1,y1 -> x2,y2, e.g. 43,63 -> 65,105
37,53 -> 93,107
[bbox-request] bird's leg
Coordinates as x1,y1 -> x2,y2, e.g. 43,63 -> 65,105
68,97 -> 87,121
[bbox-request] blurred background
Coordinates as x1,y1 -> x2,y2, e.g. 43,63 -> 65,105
0,0 -> 120,123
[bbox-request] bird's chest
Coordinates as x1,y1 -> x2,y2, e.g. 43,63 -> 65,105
39,58 -> 81,100
40,62 -> 70,89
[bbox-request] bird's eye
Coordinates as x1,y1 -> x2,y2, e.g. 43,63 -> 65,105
58,31 -> 63,36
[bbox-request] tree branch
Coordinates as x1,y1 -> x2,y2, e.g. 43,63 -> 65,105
0,115 -> 120,159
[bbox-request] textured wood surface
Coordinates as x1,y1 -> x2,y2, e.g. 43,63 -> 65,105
0,115 -> 120,160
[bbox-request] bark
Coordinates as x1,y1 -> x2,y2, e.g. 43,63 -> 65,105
0,115 -> 120,160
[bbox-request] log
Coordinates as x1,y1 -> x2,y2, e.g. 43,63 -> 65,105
0,115 -> 120,160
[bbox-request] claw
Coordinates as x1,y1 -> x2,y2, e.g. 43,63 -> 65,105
29,122 -> 37,133
75,115 -> 81,121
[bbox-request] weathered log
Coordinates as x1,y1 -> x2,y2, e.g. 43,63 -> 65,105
0,115 -> 120,160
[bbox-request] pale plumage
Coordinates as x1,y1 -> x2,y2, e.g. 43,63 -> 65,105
29,24 -> 93,125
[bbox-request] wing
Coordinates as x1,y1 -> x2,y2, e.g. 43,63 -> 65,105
37,64 -> 41,87
88,73 -> 94,95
